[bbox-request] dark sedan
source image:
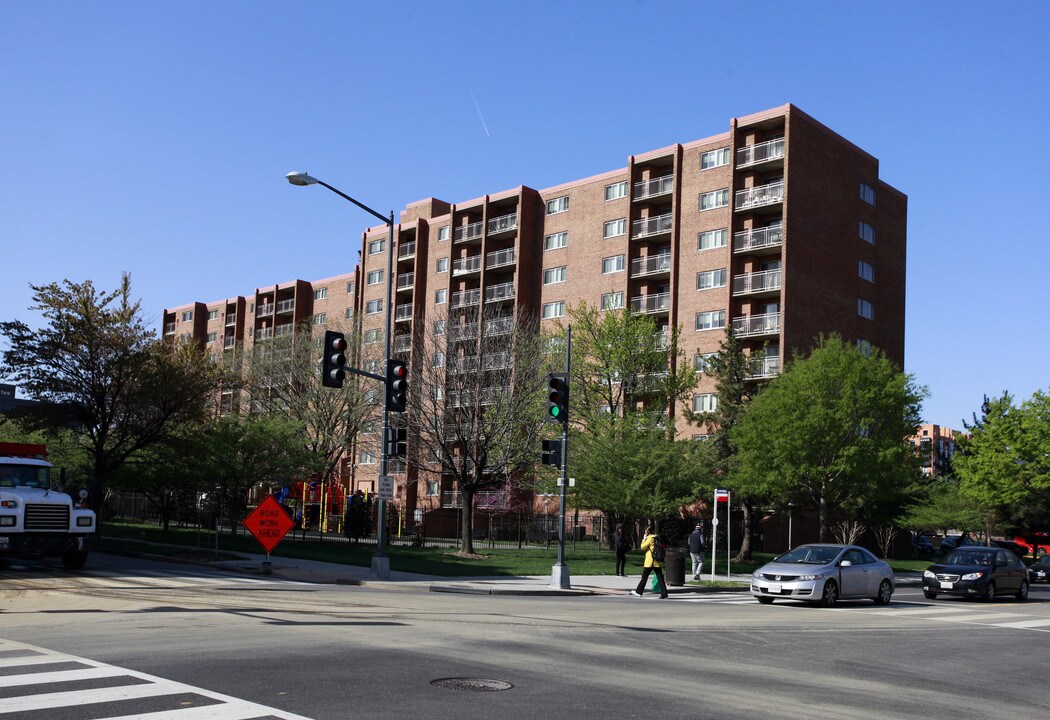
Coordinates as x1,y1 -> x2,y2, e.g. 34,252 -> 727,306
923,546 -> 1029,601
1027,555 -> 1050,584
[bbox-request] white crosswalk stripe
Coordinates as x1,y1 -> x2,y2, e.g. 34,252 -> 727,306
0,639 -> 314,719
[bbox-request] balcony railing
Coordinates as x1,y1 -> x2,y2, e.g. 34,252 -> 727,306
632,212 -> 673,239
257,304 -> 274,317
630,292 -> 670,314
454,220 -> 484,243
631,252 -> 672,278
274,324 -> 294,337
736,138 -> 785,168
485,282 -> 515,302
735,181 -> 784,211
393,334 -> 412,352
223,336 -> 236,349
276,299 -> 295,314
448,356 -> 479,374
164,323 -> 176,335
483,352 -> 511,370
747,356 -> 780,379
451,288 -> 482,308
734,225 -> 783,253
395,303 -> 413,321
732,269 -> 781,296
485,317 -> 513,336
397,272 -> 414,290
486,247 -> 516,269
256,327 -> 273,339
453,255 -> 482,276
448,324 -> 478,341
398,240 -> 416,259
633,175 -> 674,201
225,314 -> 236,327
732,312 -> 780,338
487,212 -> 518,234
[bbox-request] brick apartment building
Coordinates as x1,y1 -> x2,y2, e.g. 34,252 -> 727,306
910,424 -> 963,478
163,103 -> 907,526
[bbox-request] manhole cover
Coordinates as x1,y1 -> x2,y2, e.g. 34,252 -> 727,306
430,678 -> 514,692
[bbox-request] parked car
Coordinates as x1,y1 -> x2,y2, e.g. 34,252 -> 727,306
1026,555 -> 1050,584
922,546 -> 1029,601
992,539 -> 1028,557
1014,533 -> 1050,558
938,534 -> 981,553
751,544 -> 895,607
912,534 -> 936,554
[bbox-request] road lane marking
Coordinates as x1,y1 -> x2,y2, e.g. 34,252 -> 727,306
991,618 -> 1050,629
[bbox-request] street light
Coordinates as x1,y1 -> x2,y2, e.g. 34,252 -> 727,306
286,171 -> 396,580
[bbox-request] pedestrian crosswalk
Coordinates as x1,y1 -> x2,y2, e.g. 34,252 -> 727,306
0,639 -> 314,719
3,568 -> 313,593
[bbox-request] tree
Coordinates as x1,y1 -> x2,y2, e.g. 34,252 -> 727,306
109,431 -> 208,532
731,335 -> 926,541
1,275 -> 224,518
405,305 -> 547,555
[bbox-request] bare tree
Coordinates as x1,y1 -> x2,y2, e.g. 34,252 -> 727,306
833,520 -> 866,546
404,304 -> 547,555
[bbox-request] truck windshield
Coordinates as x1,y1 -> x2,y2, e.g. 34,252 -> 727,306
0,464 -> 50,489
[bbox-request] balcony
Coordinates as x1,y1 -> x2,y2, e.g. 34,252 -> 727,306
630,292 -> 670,315
223,336 -> 236,349
633,175 -> 674,201
631,252 -> 672,278
451,288 -> 481,308
732,269 -> 781,297
396,272 -> 414,291
487,212 -> 518,236
447,386 -> 508,407
732,312 -> 780,338
276,299 -> 295,314
485,282 -> 515,303
453,255 -> 482,276
746,356 -> 780,380
483,351 -> 511,371
485,317 -> 514,336
393,334 -> 412,352
733,225 -> 783,254
164,322 -> 175,335
398,240 -> 416,259
274,324 -> 294,337
632,212 -> 673,240
256,327 -> 273,339
257,304 -> 274,317
448,355 -> 479,374
454,220 -> 484,244
225,314 -> 236,327
737,138 -> 785,169
486,247 -> 516,270
448,324 -> 478,342
735,181 -> 784,212
395,303 -> 413,322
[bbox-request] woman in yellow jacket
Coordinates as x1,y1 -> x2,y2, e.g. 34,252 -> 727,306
629,524 -> 668,598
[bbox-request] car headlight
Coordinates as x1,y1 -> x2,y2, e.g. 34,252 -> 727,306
0,515 -> 15,527
961,571 -> 984,581
752,572 -> 763,579
797,574 -> 824,581
0,499 -> 17,508
923,570 -> 936,579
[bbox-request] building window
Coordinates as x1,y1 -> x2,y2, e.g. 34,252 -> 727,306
436,257 -> 448,273
543,266 -> 566,285
437,225 -> 450,241
694,352 -> 717,373
858,260 -> 875,283
345,307 -> 354,319
426,481 -> 440,497
700,147 -> 731,170
697,269 -> 727,290
358,451 -> 377,465
860,183 -> 877,206
856,339 -> 873,356
859,222 -> 876,244
601,291 -> 624,311
698,228 -> 728,251
699,189 -> 730,211
346,281 -> 355,294
695,310 -> 726,331
365,299 -> 382,315
314,288 -> 328,300
544,231 -> 568,251
434,320 -> 446,336
432,352 -> 445,368
542,301 -> 566,319
313,313 -> 327,325
206,332 -> 217,343
367,270 -> 384,285
605,181 -> 628,201
363,360 -> 380,373
207,310 -> 219,321
602,255 -> 625,274
692,393 -> 718,413
364,328 -> 381,345
368,239 -> 385,254
435,289 -> 447,305
182,311 -> 193,322
857,298 -> 874,320
546,196 -> 569,215
604,218 -> 627,238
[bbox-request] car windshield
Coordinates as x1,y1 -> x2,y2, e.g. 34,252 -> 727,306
946,550 -> 995,566
0,464 -> 50,489
775,546 -> 841,565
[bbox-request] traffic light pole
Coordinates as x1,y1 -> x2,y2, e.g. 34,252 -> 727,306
550,324 -> 572,589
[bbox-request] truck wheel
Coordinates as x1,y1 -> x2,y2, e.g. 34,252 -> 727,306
62,551 -> 88,570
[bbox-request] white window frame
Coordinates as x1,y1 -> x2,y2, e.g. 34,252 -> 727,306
312,313 -> 327,325
699,189 -> 730,211
604,181 -> 628,201
692,393 -> 718,413
698,228 -> 728,251
365,299 -> 382,315
542,301 -> 566,320
695,310 -> 726,331
858,298 -> 874,320
602,255 -> 625,274
432,352 -> 445,369
182,311 -> 193,322
358,451 -> 377,465
364,328 -> 381,345
437,225 -> 450,242
859,221 -> 876,244
546,196 -> 569,215
207,310 -> 218,321
345,307 -> 354,319
206,332 -> 217,343
694,352 -> 717,373
434,320 -> 446,336
346,281 -> 355,294
544,231 -> 568,251
858,260 -> 875,283
601,291 -> 624,311
603,218 -> 627,238
366,269 -> 384,285
367,238 -> 385,255
700,147 -> 731,170
436,257 -> 448,273
314,288 -> 328,300
434,289 -> 447,305
697,268 -> 727,290
543,266 -> 566,285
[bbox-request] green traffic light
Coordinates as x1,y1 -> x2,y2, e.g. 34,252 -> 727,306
550,406 -> 560,418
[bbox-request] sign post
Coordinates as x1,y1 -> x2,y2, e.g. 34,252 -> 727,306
242,495 -> 297,575
714,489 -> 730,580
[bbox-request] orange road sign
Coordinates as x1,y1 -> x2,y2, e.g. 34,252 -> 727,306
242,495 -> 296,554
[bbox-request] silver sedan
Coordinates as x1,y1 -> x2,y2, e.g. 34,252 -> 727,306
750,544 -> 895,606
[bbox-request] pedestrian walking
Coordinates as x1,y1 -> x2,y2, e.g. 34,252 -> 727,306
613,523 -> 630,577
629,524 -> 668,598
688,522 -> 706,580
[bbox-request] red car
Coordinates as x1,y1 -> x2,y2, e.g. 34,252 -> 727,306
1014,534 -> 1050,558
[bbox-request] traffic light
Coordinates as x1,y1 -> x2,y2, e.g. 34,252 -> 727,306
386,359 -> 408,412
546,372 -> 569,424
321,331 -> 347,388
386,426 -> 407,459
541,439 -> 562,468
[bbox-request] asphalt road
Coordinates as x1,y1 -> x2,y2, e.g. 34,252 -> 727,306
2,552 -> 1049,720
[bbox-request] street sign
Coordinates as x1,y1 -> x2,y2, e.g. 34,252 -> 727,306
242,495 -> 296,554
378,475 -> 394,501
556,477 -> 576,487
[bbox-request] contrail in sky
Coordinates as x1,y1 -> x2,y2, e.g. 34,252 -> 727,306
470,87 -> 491,137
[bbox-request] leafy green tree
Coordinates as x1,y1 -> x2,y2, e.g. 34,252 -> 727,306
731,335 -> 926,541
1,275 -> 224,517
109,432 -> 208,531
898,475 -> 984,536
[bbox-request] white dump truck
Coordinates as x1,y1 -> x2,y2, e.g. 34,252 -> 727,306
0,442 -> 95,569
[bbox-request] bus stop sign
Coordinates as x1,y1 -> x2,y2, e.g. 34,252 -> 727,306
242,495 -> 296,554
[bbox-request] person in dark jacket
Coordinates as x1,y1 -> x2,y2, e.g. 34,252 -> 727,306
688,522 -> 706,580
613,523 -> 630,576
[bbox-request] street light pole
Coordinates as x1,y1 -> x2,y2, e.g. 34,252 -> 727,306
286,171 -> 396,579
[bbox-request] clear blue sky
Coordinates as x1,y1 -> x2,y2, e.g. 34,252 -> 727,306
3,1 -> 1048,429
